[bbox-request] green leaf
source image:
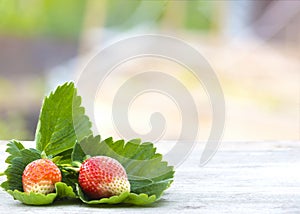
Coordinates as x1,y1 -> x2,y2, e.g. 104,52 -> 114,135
73,135 -> 174,204
35,82 -> 92,162
54,182 -> 77,199
76,184 -> 130,204
1,141 -> 41,191
7,190 -> 57,205
4,140 -> 25,164
76,183 -> 156,205
71,139 -> 88,162
7,182 -> 76,205
123,193 -> 156,205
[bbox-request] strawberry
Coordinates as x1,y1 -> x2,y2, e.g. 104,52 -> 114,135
78,156 -> 130,199
22,159 -> 62,194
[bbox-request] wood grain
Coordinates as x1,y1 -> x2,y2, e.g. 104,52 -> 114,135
0,141 -> 299,213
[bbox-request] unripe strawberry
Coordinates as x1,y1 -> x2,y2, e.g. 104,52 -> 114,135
22,159 -> 62,194
78,156 -> 130,199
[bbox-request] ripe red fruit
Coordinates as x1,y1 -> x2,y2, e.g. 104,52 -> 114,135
78,156 -> 130,199
22,159 -> 62,194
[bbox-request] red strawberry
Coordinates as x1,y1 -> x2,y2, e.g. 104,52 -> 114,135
78,156 -> 130,199
22,159 -> 62,194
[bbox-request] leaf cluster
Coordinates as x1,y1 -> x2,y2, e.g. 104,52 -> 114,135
1,82 -> 174,206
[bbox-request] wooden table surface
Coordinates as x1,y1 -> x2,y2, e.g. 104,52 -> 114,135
0,141 -> 299,214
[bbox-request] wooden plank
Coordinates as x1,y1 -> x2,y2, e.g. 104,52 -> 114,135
0,141 -> 299,213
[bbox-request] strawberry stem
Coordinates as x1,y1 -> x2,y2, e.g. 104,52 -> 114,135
58,163 -> 81,173
41,151 -> 48,159
72,161 -> 82,168
62,166 -> 80,173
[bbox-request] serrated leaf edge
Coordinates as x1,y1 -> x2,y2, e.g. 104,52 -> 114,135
6,182 -> 76,205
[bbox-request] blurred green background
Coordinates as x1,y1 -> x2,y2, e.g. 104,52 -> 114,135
0,0 -> 216,140
0,0 -> 86,38
0,0 -> 299,141
0,0 -> 213,38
